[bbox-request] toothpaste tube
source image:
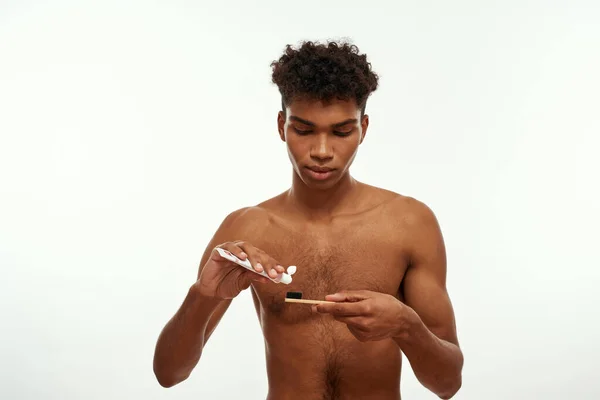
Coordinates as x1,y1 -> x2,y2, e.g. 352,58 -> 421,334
215,247 -> 295,284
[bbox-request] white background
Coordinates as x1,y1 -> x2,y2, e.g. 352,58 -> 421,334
1,1 -> 599,399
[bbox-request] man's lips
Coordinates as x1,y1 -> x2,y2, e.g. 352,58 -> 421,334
304,166 -> 336,180
306,166 -> 335,172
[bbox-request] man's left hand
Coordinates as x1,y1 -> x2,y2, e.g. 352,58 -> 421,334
314,290 -> 418,342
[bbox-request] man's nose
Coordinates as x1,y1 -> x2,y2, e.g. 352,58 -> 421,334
310,133 -> 333,161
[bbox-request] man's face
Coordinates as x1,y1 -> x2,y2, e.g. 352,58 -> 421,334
277,97 -> 369,189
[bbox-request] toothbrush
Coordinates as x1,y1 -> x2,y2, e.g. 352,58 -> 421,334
284,291 -> 334,304
215,247 -> 295,284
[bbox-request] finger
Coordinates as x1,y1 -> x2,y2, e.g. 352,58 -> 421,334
316,302 -> 365,317
233,242 -> 265,273
246,248 -> 284,278
236,268 -> 272,292
236,270 -> 262,293
223,242 -> 284,277
332,315 -> 368,326
214,242 -> 249,262
274,262 -> 286,274
325,290 -> 372,302
241,270 -> 270,286
263,255 -> 286,278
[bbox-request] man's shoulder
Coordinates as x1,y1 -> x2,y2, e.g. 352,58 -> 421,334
365,184 -> 435,220
218,205 -> 273,235
370,188 -> 444,264
393,194 -> 436,222
216,192 -> 287,236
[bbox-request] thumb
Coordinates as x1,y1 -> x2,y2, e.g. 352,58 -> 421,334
237,270 -> 270,291
235,271 -> 252,293
325,290 -> 371,302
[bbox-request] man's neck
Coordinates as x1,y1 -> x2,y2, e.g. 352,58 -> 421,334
286,171 -> 360,221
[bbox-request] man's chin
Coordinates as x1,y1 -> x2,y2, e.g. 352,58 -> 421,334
301,175 -> 340,190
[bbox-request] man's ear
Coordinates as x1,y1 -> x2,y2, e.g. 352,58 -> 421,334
277,111 -> 286,142
359,114 -> 369,144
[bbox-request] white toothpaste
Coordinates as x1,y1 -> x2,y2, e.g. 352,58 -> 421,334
216,247 -> 295,284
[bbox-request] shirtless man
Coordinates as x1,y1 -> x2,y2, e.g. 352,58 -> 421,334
153,40 -> 464,399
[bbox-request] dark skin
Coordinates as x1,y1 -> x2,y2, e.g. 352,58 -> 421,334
153,98 -> 463,399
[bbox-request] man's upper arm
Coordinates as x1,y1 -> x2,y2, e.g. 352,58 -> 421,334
195,207 -> 254,343
401,200 -> 460,346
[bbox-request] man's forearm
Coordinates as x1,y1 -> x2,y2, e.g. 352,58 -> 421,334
153,284 -> 223,387
393,313 -> 463,399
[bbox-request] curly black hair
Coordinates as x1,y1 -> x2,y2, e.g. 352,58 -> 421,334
270,40 -> 379,115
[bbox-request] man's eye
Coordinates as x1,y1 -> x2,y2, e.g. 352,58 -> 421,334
334,130 -> 353,136
294,127 -> 312,134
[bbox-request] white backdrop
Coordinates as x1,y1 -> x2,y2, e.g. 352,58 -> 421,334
1,1 -> 599,399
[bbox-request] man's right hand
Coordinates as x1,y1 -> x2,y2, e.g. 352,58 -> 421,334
195,241 -> 286,300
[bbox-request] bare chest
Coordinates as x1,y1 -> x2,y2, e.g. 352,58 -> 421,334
249,222 -> 409,324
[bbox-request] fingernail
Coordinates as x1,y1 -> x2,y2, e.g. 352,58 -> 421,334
240,252 -> 247,259
256,263 -> 263,271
